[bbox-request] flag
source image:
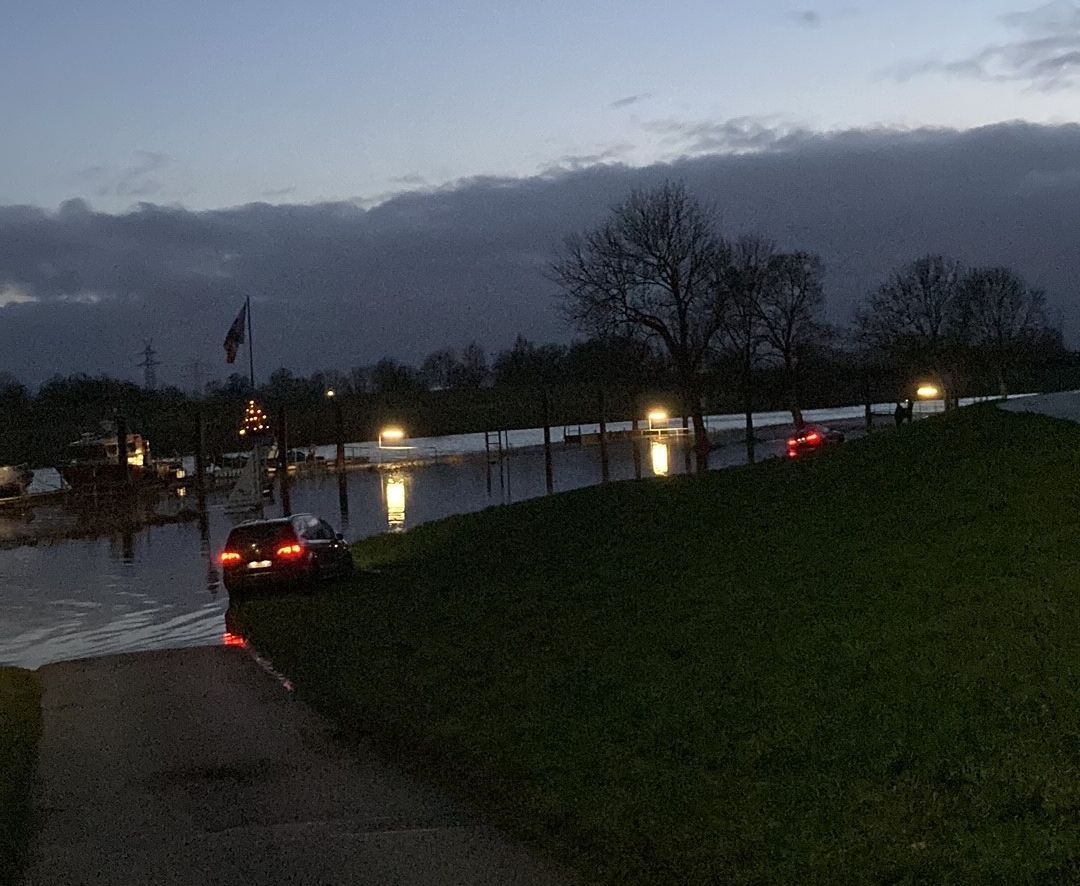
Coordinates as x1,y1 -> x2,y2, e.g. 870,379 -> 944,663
223,302 -> 247,364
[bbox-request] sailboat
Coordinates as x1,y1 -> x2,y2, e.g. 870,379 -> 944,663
225,450 -> 265,514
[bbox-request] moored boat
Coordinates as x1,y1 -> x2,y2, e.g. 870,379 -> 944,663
59,434 -> 152,490
0,465 -> 33,500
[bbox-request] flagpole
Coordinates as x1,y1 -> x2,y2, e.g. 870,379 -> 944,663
246,294 -> 255,391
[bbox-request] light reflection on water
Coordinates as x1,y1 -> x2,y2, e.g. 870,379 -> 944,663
0,435 -> 787,669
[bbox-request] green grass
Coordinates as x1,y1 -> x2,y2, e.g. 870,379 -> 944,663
234,407 -> 1080,884
0,669 -> 39,886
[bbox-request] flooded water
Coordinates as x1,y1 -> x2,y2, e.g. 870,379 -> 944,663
0,399 -> 971,669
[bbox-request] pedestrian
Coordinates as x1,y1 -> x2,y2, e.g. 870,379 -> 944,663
894,401 -> 905,428
905,399 -> 915,423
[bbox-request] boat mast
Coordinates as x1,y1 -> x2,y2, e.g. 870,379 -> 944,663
246,294 -> 255,391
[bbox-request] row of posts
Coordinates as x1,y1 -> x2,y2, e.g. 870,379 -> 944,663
186,387 -> 698,521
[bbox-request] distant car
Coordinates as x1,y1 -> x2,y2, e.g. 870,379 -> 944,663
786,425 -> 845,460
219,513 -> 353,595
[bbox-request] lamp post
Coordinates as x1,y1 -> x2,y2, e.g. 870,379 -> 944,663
916,382 -> 941,418
326,390 -> 348,517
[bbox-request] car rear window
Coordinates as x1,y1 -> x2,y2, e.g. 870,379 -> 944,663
226,523 -> 297,547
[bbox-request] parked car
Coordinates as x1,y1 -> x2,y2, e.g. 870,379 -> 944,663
219,513 -> 353,595
786,425 -> 845,460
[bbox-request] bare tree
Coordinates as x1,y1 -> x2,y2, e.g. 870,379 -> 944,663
962,266 -> 1045,398
550,182 -> 725,470
718,234 -> 775,464
857,254 -> 967,407
760,251 -> 826,428
419,348 -> 460,391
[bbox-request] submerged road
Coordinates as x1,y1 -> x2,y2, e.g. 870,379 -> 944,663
24,647 -> 572,886
998,390 -> 1080,422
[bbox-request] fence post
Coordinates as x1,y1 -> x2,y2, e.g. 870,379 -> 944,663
542,390 -> 554,495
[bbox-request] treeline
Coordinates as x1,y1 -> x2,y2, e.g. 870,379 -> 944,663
550,181 -> 1067,467
0,327 -> 1075,469
0,181 -> 1075,468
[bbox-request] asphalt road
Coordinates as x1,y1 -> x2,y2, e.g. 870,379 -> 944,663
24,647 -> 573,886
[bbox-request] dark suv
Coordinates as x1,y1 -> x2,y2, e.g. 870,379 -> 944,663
220,513 -> 353,595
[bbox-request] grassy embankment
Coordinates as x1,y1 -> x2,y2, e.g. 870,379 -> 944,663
0,669 -> 39,886
235,407 -> 1080,884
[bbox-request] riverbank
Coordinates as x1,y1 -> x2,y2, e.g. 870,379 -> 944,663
0,668 -> 40,886
234,406 -> 1080,884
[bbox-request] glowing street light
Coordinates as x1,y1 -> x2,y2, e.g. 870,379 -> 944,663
916,384 -> 940,399
378,426 -> 408,449
325,389 -> 336,399
647,408 -> 670,432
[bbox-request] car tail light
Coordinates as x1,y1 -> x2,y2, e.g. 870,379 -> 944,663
805,432 -> 821,444
275,543 -> 304,559
787,438 -> 797,447
220,551 -> 242,565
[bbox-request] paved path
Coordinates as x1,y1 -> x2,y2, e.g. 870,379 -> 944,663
998,390 -> 1080,422
24,647 -> 573,886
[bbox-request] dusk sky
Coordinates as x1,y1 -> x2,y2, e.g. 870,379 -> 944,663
5,0 -> 1075,211
2,1 -> 1080,384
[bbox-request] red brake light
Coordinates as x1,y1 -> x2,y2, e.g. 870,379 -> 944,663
275,543 -> 303,559
787,438 -> 797,447
805,432 -> 821,444
220,551 -> 241,565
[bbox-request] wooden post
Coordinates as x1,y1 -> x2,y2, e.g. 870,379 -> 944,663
484,431 -> 493,497
631,396 -> 642,480
333,397 -> 348,517
277,408 -> 291,516
598,388 -> 609,483
682,413 -> 692,474
503,429 -> 512,500
195,408 -> 207,509
542,390 -> 554,495
115,411 -> 130,487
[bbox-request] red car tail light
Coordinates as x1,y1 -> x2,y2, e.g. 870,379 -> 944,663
220,551 -> 242,565
805,432 -> 821,444
275,543 -> 304,559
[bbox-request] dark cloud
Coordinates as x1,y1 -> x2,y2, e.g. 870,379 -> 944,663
541,144 -> 635,173
609,93 -> 653,109
389,173 -> 429,186
789,10 -> 823,27
643,116 -> 803,155
3,121 -> 1080,387
787,7 -> 856,28
71,151 -> 173,200
886,1 -> 1080,90
260,186 -> 297,199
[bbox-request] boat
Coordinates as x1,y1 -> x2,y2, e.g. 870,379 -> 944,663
0,465 -> 33,500
59,433 -> 152,490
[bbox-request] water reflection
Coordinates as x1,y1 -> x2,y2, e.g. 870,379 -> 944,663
650,440 -> 670,476
385,473 -> 407,533
0,428 -> 801,669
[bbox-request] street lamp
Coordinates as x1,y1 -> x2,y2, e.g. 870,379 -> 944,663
647,408 -> 669,433
378,426 -> 408,449
916,384 -> 939,399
